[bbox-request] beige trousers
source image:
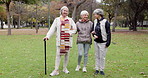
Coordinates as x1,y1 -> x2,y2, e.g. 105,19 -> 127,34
54,47 -> 70,71
94,42 -> 108,71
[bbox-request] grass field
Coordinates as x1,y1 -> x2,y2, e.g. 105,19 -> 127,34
0,29 -> 148,78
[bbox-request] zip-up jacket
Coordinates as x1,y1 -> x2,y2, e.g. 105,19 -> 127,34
92,18 -> 111,47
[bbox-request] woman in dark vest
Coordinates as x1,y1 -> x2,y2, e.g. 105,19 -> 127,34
92,8 -> 111,75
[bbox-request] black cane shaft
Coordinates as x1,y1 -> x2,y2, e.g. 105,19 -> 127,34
44,40 -> 47,75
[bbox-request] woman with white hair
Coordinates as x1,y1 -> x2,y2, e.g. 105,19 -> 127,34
75,10 -> 93,72
92,8 -> 111,75
43,6 -> 77,76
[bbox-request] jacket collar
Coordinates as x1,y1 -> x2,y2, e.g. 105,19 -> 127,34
79,19 -> 89,23
97,17 -> 104,22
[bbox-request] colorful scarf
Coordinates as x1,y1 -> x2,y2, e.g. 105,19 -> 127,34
60,18 -> 71,55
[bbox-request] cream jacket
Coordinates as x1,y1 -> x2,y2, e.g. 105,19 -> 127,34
46,16 -> 77,47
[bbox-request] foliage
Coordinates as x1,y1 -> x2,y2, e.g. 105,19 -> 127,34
0,5 -> 6,20
117,0 -> 148,31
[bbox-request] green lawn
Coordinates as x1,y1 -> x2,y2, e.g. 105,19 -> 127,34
0,31 -> 148,78
112,26 -> 148,30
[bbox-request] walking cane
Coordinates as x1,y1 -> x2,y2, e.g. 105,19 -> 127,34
44,39 -> 47,75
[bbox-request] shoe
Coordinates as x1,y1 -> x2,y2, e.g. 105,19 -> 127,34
63,68 -> 69,74
82,67 -> 87,72
50,70 -> 59,76
100,71 -> 105,75
75,65 -> 81,71
94,70 -> 99,75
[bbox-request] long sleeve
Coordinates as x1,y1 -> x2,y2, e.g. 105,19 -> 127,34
70,18 -> 77,35
90,22 -> 94,32
105,21 -> 111,47
91,23 -> 96,37
46,18 -> 57,39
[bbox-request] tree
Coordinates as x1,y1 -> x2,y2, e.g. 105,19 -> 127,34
128,0 -> 148,31
10,1 -> 27,29
119,0 -> 148,31
61,0 -> 86,21
100,1 -> 114,22
0,0 -> 39,35
101,0 -> 125,32
72,0 -> 86,21
0,5 -> 6,29
0,0 -> 12,35
77,0 -> 97,21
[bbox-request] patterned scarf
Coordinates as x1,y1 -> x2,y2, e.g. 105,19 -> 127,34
60,17 -> 71,55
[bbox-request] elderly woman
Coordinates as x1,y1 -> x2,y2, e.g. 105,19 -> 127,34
92,9 -> 111,75
43,6 -> 76,76
75,10 -> 93,72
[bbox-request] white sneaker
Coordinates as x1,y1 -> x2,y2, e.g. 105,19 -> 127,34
50,70 -> 59,76
83,67 -> 87,72
75,65 -> 81,71
63,68 -> 69,74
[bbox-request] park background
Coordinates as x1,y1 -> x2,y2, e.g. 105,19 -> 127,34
0,0 -> 148,78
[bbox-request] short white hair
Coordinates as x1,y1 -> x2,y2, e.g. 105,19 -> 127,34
80,10 -> 89,15
93,8 -> 104,16
60,6 -> 69,15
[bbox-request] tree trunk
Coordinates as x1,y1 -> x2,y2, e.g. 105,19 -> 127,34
89,0 -> 93,21
141,20 -> 143,30
17,14 -> 21,29
108,13 -> 113,23
6,3 -> 11,35
72,0 -> 86,21
11,15 -> 14,28
26,22 -> 27,27
35,23 -> 38,33
131,13 -> 138,31
125,17 -> 128,27
108,14 -> 112,22
133,20 -> 137,31
48,0 -> 50,29
31,21 -> 33,29
72,6 -> 77,21
132,13 -> 138,31
112,5 -> 118,32
35,4 -> 38,33
13,20 -> 16,28
1,19 -> 4,29
41,22 -> 44,27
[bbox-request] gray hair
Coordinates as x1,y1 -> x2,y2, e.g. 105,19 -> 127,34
80,10 -> 89,15
93,8 -> 104,16
60,6 -> 69,15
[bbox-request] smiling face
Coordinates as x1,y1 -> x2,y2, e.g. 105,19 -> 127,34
81,14 -> 89,20
61,8 -> 69,17
94,13 -> 101,19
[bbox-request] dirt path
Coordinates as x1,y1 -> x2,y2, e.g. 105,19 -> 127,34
0,28 -> 148,35
0,28 -> 49,35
